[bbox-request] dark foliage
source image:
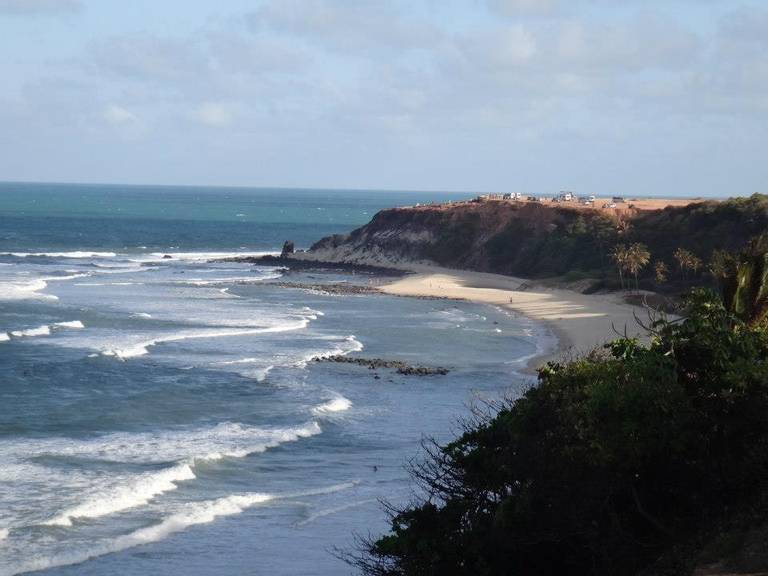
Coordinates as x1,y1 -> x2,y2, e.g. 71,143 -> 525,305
351,290 -> 768,576
713,234 -> 768,327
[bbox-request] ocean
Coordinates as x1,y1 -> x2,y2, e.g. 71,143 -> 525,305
0,183 -> 546,575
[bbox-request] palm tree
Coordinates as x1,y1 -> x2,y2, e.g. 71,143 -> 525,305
654,260 -> 669,284
626,243 -> 651,292
689,254 -> 703,276
611,244 -> 629,290
616,219 -> 631,237
715,235 -> 768,327
674,247 -> 698,280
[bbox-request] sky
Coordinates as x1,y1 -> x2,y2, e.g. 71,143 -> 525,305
0,0 -> 766,197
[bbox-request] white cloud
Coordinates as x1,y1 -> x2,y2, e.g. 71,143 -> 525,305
103,104 -> 137,126
0,0 -> 81,16
484,25 -> 537,66
195,102 -> 233,127
1,1 -> 765,195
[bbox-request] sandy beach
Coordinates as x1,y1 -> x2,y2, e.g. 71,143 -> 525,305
380,265 -> 651,370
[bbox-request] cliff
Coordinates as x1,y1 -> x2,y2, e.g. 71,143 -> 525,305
306,195 -> 768,283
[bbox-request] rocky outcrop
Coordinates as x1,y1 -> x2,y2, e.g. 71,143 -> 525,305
314,355 -> 449,376
275,282 -> 381,295
211,254 -> 408,276
280,240 -> 294,257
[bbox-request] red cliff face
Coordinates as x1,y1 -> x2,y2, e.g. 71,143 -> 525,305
307,195 -> 768,280
308,201 -> 619,276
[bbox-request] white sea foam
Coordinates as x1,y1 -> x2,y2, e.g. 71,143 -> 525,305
0,422 -> 322,473
297,334 -> 364,368
101,319 -> 311,360
0,333 -> 9,342
215,358 -> 274,381
8,482 -> 356,576
131,312 -> 152,319
8,321 -> 84,339
312,396 -> 352,415
0,270 -> 93,302
7,494 -> 273,576
0,527 -> 7,541
43,463 -> 196,527
302,306 -> 324,316
129,251 -> 278,264
10,325 -> 51,338
253,365 -> 275,381
0,278 -> 56,301
1,251 -> 117,259
177,274 -> 283,287
345,334 -> 364,351
45,273 -> 90,282
9,421 -> 322,535
218,357 -> 261,365
54,321 -> 85,329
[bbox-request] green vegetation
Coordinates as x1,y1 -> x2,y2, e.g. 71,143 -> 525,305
611,243 -> 651,291
446,194 -> 768,286
713,235 -> 768,328
349,238 -> 768,576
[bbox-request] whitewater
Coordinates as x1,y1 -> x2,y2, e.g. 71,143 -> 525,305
0,184 -> 537,576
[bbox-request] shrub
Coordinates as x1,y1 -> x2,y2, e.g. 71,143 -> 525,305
350,290 -> 768,576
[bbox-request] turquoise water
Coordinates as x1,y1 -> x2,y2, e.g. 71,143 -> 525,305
0,183 -> 543,575
0,182 -> 467,253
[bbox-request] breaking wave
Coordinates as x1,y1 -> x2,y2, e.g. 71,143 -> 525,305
312,396 -> 352,415
0,279 -> 56,301
7,481 -> 356,576
101,319 -> 311,360
297,335 -> 364,368
43,463 -> 196,527
9,325 -> 50,338
7,321 -> 84,339
0,251 -> 116,259
21,421 -> 323,531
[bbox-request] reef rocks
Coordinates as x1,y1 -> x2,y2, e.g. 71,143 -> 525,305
314,355 -> 449,376
280,240 -> 295,257
275,282 -> 381,296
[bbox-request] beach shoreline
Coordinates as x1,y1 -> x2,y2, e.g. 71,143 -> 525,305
377,265 -> 648,372
271,253 -> 652,371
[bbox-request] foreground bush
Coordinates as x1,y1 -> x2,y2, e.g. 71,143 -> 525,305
351,290 -> 768,575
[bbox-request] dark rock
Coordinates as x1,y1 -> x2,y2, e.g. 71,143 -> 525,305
274,282 -> 381,296
162,254 -> 173,259
280,240 -> 295,257
208,254 -> 408,276
314,355 -> 449,376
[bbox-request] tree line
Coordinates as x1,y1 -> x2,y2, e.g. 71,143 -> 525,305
610,243 -> 709,291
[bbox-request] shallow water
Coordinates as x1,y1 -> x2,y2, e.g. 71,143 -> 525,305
0,184 -> 546,575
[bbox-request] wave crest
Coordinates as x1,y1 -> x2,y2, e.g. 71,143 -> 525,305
312,396 -> 352,415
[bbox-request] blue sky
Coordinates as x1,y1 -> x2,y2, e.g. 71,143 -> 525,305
0,0 -> 766,197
